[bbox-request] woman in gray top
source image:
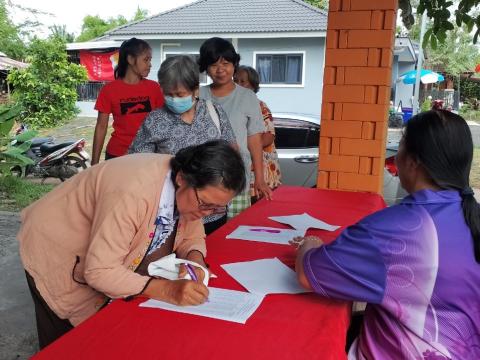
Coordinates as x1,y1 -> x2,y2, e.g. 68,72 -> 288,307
129,55 -> 236,234
198,37 -> 272,219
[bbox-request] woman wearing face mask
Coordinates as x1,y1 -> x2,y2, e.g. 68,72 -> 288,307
129,55 -> 237,234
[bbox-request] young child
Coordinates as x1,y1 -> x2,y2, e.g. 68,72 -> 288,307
91,38 -> 164,165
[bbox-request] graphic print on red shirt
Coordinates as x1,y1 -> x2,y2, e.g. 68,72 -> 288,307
120,96 -> 152,115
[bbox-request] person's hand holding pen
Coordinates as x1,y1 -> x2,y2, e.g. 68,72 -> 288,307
141,276 -> 209,306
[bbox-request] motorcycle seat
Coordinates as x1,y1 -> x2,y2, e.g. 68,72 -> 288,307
40,141 -> 75,154
30,137 -> 54,147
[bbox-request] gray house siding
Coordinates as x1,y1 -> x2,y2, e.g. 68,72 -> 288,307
238,37 -> 324,116
73,37 -> 325,117
148,39 -> 206,79
148,37 -> 325,115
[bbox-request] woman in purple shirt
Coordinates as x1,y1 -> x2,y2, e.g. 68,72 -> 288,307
293,110 -> 480,359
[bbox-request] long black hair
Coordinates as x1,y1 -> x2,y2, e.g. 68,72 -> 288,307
197,37 -> 241,73
114,37 -> 151,79
404,110 -> 480,262
170,140 -> 246,195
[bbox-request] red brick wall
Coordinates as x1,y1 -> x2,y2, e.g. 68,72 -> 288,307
317,0 -> 398,194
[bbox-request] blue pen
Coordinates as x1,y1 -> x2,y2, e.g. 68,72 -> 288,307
185,263 -> 198,282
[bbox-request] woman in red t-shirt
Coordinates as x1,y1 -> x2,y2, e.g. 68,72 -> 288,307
92,38 -> 164,165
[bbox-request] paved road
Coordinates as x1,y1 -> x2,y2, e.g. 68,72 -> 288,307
469,124 -> 480,147
0,212 -> 37,360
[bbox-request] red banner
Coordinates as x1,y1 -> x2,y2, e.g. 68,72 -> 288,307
80,50 -> 119,81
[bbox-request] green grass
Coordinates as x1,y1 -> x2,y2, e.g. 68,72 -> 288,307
471,147 -> 480,189
460,110 -> 480,123
0,176 -> 54,211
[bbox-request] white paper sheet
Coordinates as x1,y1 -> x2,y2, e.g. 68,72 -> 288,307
139,287 -> 264,324
225,225 -> 304,245
269,213 -> 340,233
221,258 -> 309,295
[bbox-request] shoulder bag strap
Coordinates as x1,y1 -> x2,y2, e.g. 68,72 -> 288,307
206,99 -> 221,134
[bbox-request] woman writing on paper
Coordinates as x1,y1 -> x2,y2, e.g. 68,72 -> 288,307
292,110 -> 480,359
18,141 -> 246,349
129,55 -> 237,234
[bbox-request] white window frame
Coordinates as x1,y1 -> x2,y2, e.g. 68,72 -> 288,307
253,50 -> 306,88
163,51 -> 211,85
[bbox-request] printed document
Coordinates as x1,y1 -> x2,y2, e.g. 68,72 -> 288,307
139,287 -> 264,324
226,225 -> 304,244
221,258 -> 309,295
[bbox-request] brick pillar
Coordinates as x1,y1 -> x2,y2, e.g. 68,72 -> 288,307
317,0 -> 398,194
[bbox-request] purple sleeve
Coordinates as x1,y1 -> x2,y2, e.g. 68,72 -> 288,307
303,222 -> 386,303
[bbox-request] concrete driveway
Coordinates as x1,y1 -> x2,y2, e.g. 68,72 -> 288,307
0,211 -> 37,360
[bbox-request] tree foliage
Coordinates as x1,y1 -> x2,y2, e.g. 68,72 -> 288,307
49,24 -> 75,43
400,1 -> 480,77
400,0 -> 480,46
0,104 -> 35,175
76,7 -> 149,42
459,78 -> 480,97
0,0 -> 26,59
303,0 -> 329,10
132,6 -> 149,21
426,25 -> 480,76
7,38 -> 87,128
76,15 -> 128,42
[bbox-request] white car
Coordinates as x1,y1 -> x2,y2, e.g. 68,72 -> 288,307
272,113 -> 407,205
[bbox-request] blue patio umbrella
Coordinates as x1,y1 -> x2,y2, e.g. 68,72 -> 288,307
397,69 -> 445,84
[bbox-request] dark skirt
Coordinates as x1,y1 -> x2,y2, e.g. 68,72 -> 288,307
25,271 -> 74,349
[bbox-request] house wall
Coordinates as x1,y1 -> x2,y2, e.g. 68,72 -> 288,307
76,37 -> 326,117
237,37 -> 325,115
147,39 -> 205,78
394,61 -> 416,109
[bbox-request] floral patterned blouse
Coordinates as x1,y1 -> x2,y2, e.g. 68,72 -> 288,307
250,101 -> 281,195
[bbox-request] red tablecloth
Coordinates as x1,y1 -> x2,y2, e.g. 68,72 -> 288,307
33,186 -> 385,360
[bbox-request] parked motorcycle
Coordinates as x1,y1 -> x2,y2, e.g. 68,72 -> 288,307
11,132 -> 90,181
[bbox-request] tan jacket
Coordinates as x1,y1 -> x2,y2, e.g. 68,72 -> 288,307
18,153 -> 206,326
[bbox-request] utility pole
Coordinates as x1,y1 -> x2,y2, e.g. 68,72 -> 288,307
413,11 -> 427,115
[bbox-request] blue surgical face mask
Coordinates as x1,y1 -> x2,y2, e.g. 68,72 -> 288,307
164,95 -> 195,114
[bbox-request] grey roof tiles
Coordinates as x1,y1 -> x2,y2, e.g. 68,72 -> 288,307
106,0 -> 327,36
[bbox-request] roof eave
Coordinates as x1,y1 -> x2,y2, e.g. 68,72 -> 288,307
105,31 -> 326,40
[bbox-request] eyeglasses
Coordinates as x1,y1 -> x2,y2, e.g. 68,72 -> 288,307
193,188 -> 227,215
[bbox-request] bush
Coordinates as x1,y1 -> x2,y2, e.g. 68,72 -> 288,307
0,104 -> 36,176
460,102 -> 480,122
457,78 -> 480,101
421,98 -> 432,112
7,38 -> 87,128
